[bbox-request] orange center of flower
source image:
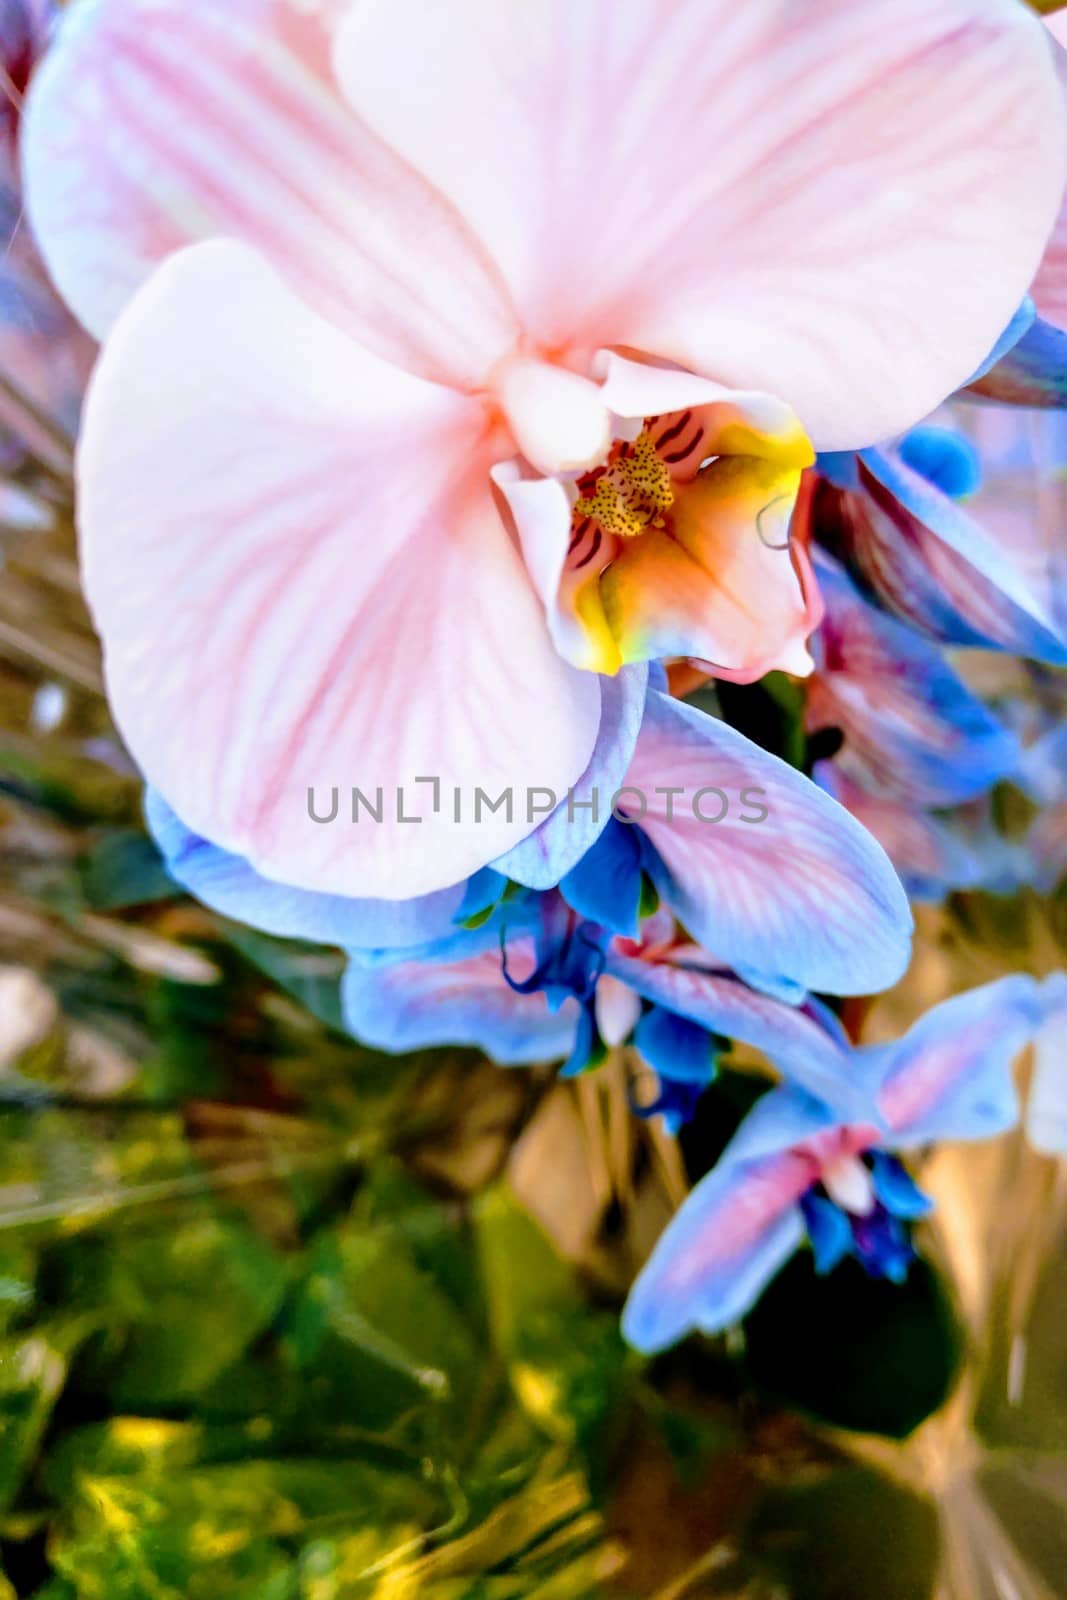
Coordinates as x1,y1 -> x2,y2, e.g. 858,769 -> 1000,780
568,410 -> 707,566
573,428 -> 673,538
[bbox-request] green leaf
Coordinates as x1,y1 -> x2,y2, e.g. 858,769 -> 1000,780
70,1212 -> 290,1407
474,1188 -> 632,1477
0,1319 -> 90,1513
222,928 -> 346,1033
50,1459 -> 438,1600
281,1208 -> 483,1438
80,830 -> 178,911
0,1242 -> 36,1335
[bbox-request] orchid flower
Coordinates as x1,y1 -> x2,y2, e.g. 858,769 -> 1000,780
804,416 -> 1066,901
807,434 -> 1067,666
622,976 -> 1041,1352
149,683 -> 913,998
21,0 -> 1065,901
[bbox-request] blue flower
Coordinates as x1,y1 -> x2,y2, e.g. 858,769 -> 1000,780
622,975 -> 1041,1353
799,1152 -> 933,1283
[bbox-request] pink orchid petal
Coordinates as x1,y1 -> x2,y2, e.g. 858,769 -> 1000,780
78,239 -> 600,899
605,946 -> 867,1111
22,0 -> 518,384
595,973 -> 642,1048
621,690 -> 912,996
622,1147 -> 812,1350
494,468 -> 619,674
336,0 -> 1065,448
1031,14 -> 1067,334
873,975 -> 1039,1145
597,354 -> 814,476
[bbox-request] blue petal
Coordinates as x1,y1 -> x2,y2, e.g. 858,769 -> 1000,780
869,1152 -> 934,1221
722,1086 -> 843,1166
454,870 -> 514,926
605,949 -> 873,1120
811,555 -> 1021,807
731,967 -> 809,1005
501,900 -> 606,1014
897,426 -> 981,500
964,296 -> 1036,385
622,1161 -> 806,1352
145,788 -> 489,952
559,1002 -> 604,1079
631,1073 -> 708,1136
623,689 -> 913,1001
968,315 -> 1067,407
622,1085 -> 853,1350
341,937 -> 578,1064
559,817 -> 645,936
814,449 -> 1067,665
634,1005 -> 718,1085
850,1208 -> 915,1283
814,763 -> 995,905
799,1192 -> 853,1275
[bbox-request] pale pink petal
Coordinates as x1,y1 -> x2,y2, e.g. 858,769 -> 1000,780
22,0 -> 517,384
337,0 -> 1065,448
622,1146 -> 813,1350
1032,13 -> 1067,334
78,240 -> 600,899
595,973 -> 642,1047
596,354 -> 814,476
873,976 -> 1039,1145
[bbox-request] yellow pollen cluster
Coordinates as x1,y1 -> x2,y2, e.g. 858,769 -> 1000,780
573,428 -> 674,539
